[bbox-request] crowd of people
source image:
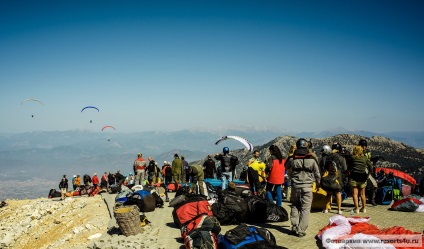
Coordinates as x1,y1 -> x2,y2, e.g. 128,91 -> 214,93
57,139 -> 424,239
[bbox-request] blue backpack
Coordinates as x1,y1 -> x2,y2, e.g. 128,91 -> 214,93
219,223 -> 285,249
376,186 -> 393,205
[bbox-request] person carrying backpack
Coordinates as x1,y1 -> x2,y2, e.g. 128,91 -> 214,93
215,147 -> 239,190
349,145 -> 373,213
320,143 -> 347,214
285,138 -> 321,237
59,178 -> 68,200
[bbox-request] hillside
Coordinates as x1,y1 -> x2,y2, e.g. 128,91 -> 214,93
195,134 -> 424,181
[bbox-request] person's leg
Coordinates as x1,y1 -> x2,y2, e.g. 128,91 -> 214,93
265,183 -> 274,203
352,187 -> 359,212
360,186 -> 367,212
298,187 -> 312,236
275,184 -> 282,207
336,191 -> 342,213
198,179 -> 205,196
290,187 -> 301,235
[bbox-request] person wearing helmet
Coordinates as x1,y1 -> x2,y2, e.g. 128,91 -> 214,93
215,147 -> 239,190
72,175 -> 77,190
285,138 -> 320,237
319,145 -> 332,175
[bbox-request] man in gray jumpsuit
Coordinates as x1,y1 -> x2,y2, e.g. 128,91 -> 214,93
285,138 -> 321,237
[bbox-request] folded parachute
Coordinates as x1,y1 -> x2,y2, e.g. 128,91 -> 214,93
215,135 -> 254,152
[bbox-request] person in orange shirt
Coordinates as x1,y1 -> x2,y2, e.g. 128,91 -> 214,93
133,153 -> 147,185
92,173 -> 99,187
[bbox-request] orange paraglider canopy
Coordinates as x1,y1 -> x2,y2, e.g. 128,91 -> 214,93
376,167 -> 417,185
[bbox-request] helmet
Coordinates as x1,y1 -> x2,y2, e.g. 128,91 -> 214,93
322,145 -> 331,154
358,139 -> 368,147
296,138 -> 308,149
223,147 -> 230,154
331,142 -> 342,151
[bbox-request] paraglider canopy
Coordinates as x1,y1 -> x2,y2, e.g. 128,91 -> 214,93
21,98 -> 44,117
376,167 -> 417,185
215,135 -> 254,152
81,106 -> 99,112
21,98 -> 44,106
101,126 -> 116,131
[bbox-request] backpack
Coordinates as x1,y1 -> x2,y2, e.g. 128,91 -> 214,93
184,230 -> 219,249
320,161 -> 342,192
376,186 -> 393,205
180,214 -> 221,239
211,201 -> 237,225
220,223 -> 285,249
172,196 -> 213,228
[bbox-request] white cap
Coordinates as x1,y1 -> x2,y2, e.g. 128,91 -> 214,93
164,161 -> 167,164
73,175 -> 76,177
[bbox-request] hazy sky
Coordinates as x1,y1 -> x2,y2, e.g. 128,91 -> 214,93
1,1 -> 423,134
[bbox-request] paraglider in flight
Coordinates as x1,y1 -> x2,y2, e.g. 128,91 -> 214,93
81,106 -> 99,123
101,126 -> 116,131
102,126 -> 116,141
215,135 -> 254,152
21,98 -> 44,118
81,106 -> 99,113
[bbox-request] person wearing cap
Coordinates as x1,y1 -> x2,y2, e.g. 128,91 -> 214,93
72,175 -> 77,190
134,153 -> 147,185
92,173 -> 99,188
172,154 -> 184,186
186,165 -> 205,196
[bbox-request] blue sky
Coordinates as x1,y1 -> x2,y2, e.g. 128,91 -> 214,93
1,1 -> 423,134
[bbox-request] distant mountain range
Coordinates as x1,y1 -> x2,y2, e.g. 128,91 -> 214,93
0,128 -> 423,199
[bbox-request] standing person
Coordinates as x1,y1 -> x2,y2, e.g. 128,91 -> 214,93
321,143 -> 347,214
182,155 -> 190,183
202,155 -> 217,179
115,170 -> 125,185
83,174 -> 92,187
108,172 -> 115,186
172,154 -> 184,186
134,153 -> 147,185
246,150 -> 266,195
359,139 -> 378,206
266,145 -> 286,207
147,156 -> 157,185
92,173 -> 99,188
161,161 -> 172,202
72,175 -> 77,190
318,145 -> 332,176
349,145 -> 373,213
101,172 -> 108,189
186,165 -> 205,196
74,175 -> 81,189
215,147 -> 239,190
59,178 -> 68,200
285,138 -> 321,237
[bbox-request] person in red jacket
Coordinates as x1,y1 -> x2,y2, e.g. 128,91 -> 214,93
266,144 -> 286,207
92,173 -> 99,187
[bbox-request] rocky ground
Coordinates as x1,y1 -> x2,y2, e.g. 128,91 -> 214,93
0,195 -> 110,249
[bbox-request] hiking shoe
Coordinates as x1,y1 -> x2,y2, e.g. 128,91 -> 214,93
165,198 -> 170,202
337,210 -> 343,215
297,232 -> 306,237
360,208 -> 366,213
291,225 -> 298,236
322,209 -> 328,213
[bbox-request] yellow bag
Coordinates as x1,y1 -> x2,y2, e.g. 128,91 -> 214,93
312,182 -> 332,210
